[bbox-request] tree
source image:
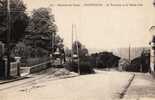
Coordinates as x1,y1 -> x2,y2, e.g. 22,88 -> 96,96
128,49 -> 150,72
25,7 -> 57,57
64,41 -> 94,74
64,47 -> 71,57
90,51 -> 120,68
53,34 -> 65,63
54,35 -> 64,52
0,0 -> 28,45
80,46 -> 88,57
72,41 -> 88,59
65,41 -> 93,74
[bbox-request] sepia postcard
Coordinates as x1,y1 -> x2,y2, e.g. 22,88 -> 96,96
0,0 -> 155,100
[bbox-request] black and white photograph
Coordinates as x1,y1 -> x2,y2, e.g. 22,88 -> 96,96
0,0 -> 155,100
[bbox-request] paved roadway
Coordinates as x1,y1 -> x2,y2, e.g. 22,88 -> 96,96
0,70 -> 134,100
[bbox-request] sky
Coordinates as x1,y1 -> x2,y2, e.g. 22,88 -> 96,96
24,0 -> 155,52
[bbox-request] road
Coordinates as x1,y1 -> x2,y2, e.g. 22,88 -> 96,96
0,70 -> 134,100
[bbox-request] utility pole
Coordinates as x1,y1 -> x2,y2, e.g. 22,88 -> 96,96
75,25 -> 80,75
71,24 -> 74,63
129,44 -> 131,62
5,0 -> 11,79
71,24 -> 80,75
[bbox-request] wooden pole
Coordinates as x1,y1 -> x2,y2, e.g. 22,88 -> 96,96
6,0 -> 11,79
75,25 -> 80,75
129,44 -> 131,62
71,24 -> 74,63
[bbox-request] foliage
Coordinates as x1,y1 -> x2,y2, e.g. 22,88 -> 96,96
25,56 -> 50,66
90,51 -> 120,68
126,49 -> 150,72
64,41 -> 93,74
11,7 -> 65,66
23,7 -> 62,58
54,35 -> 64,55
89,53 -> 98,67
26,8 -> 56,34
64,60 -> 94,75
0,0 -> 28,45
64,47 -> 72,57
25,8 -> 56,52
0,1 -> 65,66
141,49 -> 150,72
72,41 -> 89,59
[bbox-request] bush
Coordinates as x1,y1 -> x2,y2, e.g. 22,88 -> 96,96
64,60 -> 95,75
126,57 -> 141,72
127,57 -> 150,73
90,52 -> 120,68
79,61 -> 95,74
125,49 -> 150,73
118,49 -> 150,73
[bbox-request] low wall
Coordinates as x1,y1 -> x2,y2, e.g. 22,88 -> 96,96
29,60 -> 52,73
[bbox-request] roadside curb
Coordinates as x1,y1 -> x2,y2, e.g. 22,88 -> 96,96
58,74 -> 79,79
0,74 -> 78,85
119,73 -> 135,99
0,76 -> 29,85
